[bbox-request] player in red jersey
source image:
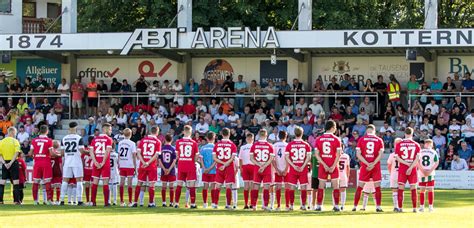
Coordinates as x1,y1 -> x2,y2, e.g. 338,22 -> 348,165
249,129 -> 275,211
133,126 -> 161,207
28,125 -> 55,205
352,125 -> 385,212
212,128 -> 238,209
89,123 -> 114,207
313,120 -> 342,212
285,126 -> 312,211
51,140 -> 63,205
17,153 -> 27,204
395,127 -> 421,213
82,136 -> 94,206
174,125 -> 200,209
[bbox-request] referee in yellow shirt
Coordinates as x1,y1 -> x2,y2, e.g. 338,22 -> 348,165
0,127 -> 21,204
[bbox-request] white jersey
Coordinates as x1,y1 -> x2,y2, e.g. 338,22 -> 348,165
387,153 -> 399,174
418,148 -> 439,182
238,144 -> 253,165
61,134 -> 85,168
110,152 -> 119,182
118,139 -> 137,169
338,153 -> 350,178
273,141 -> 288,172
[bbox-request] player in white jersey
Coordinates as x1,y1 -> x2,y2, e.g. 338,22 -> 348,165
386,138 -> 402,211
59,122 -> 85,206
361,179 -> 375,211
272,131 -> 288,211
338,151 -> 350,210
117,129 -> 137,207
417,139 -> 439,212
109,150 -> 119,205
239,133 -> 254,209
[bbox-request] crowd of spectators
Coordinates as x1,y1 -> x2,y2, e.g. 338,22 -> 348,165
0,71 -> 473,171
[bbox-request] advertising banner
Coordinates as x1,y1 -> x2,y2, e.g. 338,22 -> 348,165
437,56 -> 474,81
380,170 -> 474,189
16,58 -> 61,85
0,59 -> 17,81
260,60 -> 288,88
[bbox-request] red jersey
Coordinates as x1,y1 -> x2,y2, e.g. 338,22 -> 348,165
356,134 -> 384,166
285,139 -> 312,166
212,139 -> 237,168
137,135 -> 162,169
314,133 -> 342,166
250,140 -> 275,163
18,158 -> 27,184
90,134 -> 113,165
175,137 -> 199,172
395,138 -> 421,164
31,135 -> 53,166
82,152 -> 93,170
52,153 -> 62,177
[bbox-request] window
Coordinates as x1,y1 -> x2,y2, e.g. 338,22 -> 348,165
22,1 -> 36,18
47,3 -> 60,18
0,0 -> 11,13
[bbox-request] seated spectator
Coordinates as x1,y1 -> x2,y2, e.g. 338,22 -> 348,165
7,108 -> 19,126
357,108 -> 370,125
219,99 -> 233,115
208,98 -> 219,116
159,119 -> 171,135
344,140 -> 358,168
457,141 -> 472,162
85,117 -> 97,136
32,108 -> 44,126
352,119 -> 366,136
287,119 -> 297,139
209,120 -> 220,134
46,108 -> 58,137
383,131 -> 395,150
433,128 -> 447,153
227,109 -> 239,127
450,107 -> 465,125
343,106 -> 356,130
300,117 -> 312,138
308,98 -> 324,118
451,153 -> 468,170
276,120 -> 287,133
247,119 -> 260,135
262,119 -> 273,135
268,127 -> 279,143
448,119 -> 461,135
293,108 -> 304,125
359,96 -> 375,118
184,78 -> 199,95
329,107 -> 343,122
16,98 -> 28,116
214,108 -> 228,123
425,99 -> 439,115
279,111 -> 290,125
195,118 -> 209,135
282,98 -> 294,115
462,119 -> 474,147
295,98 -> 307,112
16,125 -> 30,144
313,118 -> 325,136
254,108 -> 267,125
240,106 -> 253,127
349,99 -> 359,115
183,98 -> 196,117
451,95 -> 467,115
248,80 -> 261,94
419,117 -> 434,135
176,112 -> 190,124
469,156 -> 474,170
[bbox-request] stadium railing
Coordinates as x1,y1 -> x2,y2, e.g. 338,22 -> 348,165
407,91 -> 474,109
97,91 -> 379,115
0,92 -> 72,119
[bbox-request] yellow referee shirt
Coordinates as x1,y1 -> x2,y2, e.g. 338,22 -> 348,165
0,137 -> 21,161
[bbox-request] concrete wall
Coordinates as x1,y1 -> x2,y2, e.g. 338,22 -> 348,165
0,0 -> 22,34
34,0 -> 62,18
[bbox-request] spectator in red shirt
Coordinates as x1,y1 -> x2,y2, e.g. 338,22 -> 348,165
183,98 -> 196,117
173,101 -> 183,114
17,153 -> 27,204
329,106 -> 343,122
71,77 -> 84,118
123,102 -> 135,114
19,108 -> 32,124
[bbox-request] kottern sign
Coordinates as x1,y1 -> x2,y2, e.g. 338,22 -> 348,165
0,28 -> 472,54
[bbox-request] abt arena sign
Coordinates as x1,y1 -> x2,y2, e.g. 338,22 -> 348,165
0,27 -> 472,54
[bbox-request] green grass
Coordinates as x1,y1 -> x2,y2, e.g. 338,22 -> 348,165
1,184 -> 473,227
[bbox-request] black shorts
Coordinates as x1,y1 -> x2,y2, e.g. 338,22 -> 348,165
311,177 -> 319,189
88,98 -> 98,107
2,160 -> 19,181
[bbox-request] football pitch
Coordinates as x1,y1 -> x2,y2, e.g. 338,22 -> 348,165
1,185 -> 473,227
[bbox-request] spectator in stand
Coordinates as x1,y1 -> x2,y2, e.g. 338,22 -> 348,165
213,108 -> 228,123
221,76 -> 235,93
450,107 -> 465,125
313,117 -> 325,136
373,75 -> 387,118
253,108 -> 267,125
240,106 -> 253,128
451,153 -> 468,171
407,74 -> 420,95
443,76 -> 457,93
312,78 -> 326,93
46,108 -> 58,138
343,106 -> 356,131
110,78 -> 122,92
53,98 -> 64,119
198,78 -> 209,94
8,77 -> 22,94
281,98 -> 294,116
184,78 -> 198,97
458,140 -> 472,162
452,73 -> 462,90
362,78 -> 375,94
16,98 -> 28,116
23,77 -> 33,93
209,78 -> 221,94
23,118 -> 34,135
264,80 -> 278,108
84,117 -> 97,136
357,107 -> 370,124
0,115 -> 11,135
56,78 -> 70,108
86,76 -> 98,117
120,79 -> 132,105
420,117 -> 434,134
326,77 -> 341,108
159,119 -> 171,135
347,77 -> 360,92
209,120 -> 220,134
19,108 -> 32,124
182,98 -> 196,117
171,80 -> 184,105
293,97 -> 306,113
234,75 -> 247,113
16,125 -> 29,144
134,75 -> 149,105
430,77 -> 443,103
425,99 -> 439,116
344,140 -> 358,168
452,95 -> 467,115
278,79 -> 291,109
340,74 -> 351,90
32,108 -> 44,126
292,78 -> 304,92
195,118 -> 209,135
387,74 -> 401,108
70,77 -> 84,118
248,80 -> 261,94
33,75 -> 48,92
228,109 -> 239,127
308,98 -> 324,117
160,80 -> 173,106
469,157 -> 474,170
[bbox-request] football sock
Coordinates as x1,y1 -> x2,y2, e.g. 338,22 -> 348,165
226,188 -> 232,206
333,189 -> 340,206
134,186 -> 141,203
397,189 -> 404,209
42,187 -> 47,202
215,188 -> 221,205
341,190 -> 346,207
362,194 -> 369,209
56,187 -> 60,202
19,187 -> 24,202
162,188 -> 167,203
263,189 -> 270,207
112,184 -> 117,203
175,186 -> 182,204
120,185 -> 124,203
185,189 -> 190,205
410,189 -> 417,209
289,189 -> 295,205
32,183 -> 39,202
149,186 -> 155,204
60,181 -> 68,201
189,187 -> 196,205
45,183 -> 52,201
232,189 -> 238,207
375,187 -> 382,207
77,181 -> 83,202
73,187 -> 77,203
276,188 -> 281,208
392,191 -> 398,208
250,189 -> 258,207
0,184 -> 4,202
85,185 -> 90,202
301,190 -> 307,206
139,190 -> 145,205
91,184 -> 98,204
419,192 -> 425,207
243,189 -> 249,206
428,191 -> 434,206
13,184 -> 21,203
285,189 -> 290,208
353,186 -> 363,206
308,192 -> 312,208
270,192 -> 274,208
67,185 -> 73,203
103,184 -> 110,205
317,188 -> 324,206
128,187 -> 133,204
169,187 -> 175,204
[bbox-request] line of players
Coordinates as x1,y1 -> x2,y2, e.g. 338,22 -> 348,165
28,120 -> 439,212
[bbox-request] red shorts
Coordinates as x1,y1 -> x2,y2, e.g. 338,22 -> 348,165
138,168 -> 157,182
241,164 -> 255,182
359,164 -> 382,182
33,163 -> 53,180
215,166 -> 236,184
398,165 -> 418,185
119,168 -> 135,177
274,173 -> 286,183
419,180 -> 435,187
92,165 -> 111,179
51,177 -> 62,185
160,174 -> 177,182
201,173 -> 215,183
83,169 -> 92,182
287,168 -> 309,185
68,178 -> 77,184
253,166 -> 272,184
318,165 -> 339,180
177,170 -> 197,182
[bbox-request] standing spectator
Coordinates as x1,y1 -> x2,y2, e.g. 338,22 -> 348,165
387,74 -> 401,107
171,80 -> 184,105
362,79 -> 375,92
234,75 -> 247,112
97,79 -> 108,94
23,77 -> 33,93
462,72 -> 474,108
110,78 -> 122,92
373,75 -> 387,119
292,78 -> 304,92
86,76 -> 98,117
147,80 -> 161,105
84,117 -> 97,136
347,78 -> 360,92
184,78 -> 198,96
16,98 -> 28,116
0,75 -> 8,104
198,78 -> 209,94
120,79 -> 132,105
430,77 -> 443,103
221,76 -> 235,93
457,141 -> 472,162
71,77 -> 84,118
452,73 -> 462,91
134,75 -> 149,105
443,76 -> 457,92
161,80 -> 173,106
8,77 -> 22,94
451,153 -> 468,171
248,80 -> 261,94
57,78 -> 70,108
312,78 -> 326,92
340,74 -> 351,90
33,75 -> 48,92
407,74 -> 420,94
326,77 -> 341,107
278,80 -> 291,110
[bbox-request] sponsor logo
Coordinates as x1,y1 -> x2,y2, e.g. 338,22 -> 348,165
449,57 -> 474,75
332,60 -> 350,74
203,59 -> 234,83
78,67 -> 120,79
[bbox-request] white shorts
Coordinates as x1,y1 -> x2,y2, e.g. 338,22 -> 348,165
109,170 -> 119,184
390,172 -> 399,189
63,167 -> 84,179
339,175 -> 348,188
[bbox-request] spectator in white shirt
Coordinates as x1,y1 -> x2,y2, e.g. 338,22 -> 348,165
33,108 -> 44,126
295,98 -> 307,112
451,153 -> 468,170
16,125 -> 30,144
286,119 -> 297,139
227,109 -> 240,127
419,117 -> 434,134
424,99 -> 439,115
379,122 -> 395,135
465,109 -> 474,128
195,99 -> 208,113
46,108 -> 58,137
268,127 -> 279,143
195,118 -> 209,135
57,78 -> 70,107
176,112 -> 190,123
253,108 -> 267,125
171,80 -> 184,105
308,98 -> 324,117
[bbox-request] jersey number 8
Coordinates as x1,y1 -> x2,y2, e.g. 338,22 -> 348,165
179,145 -> 193,157
290,148 -> 306,161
